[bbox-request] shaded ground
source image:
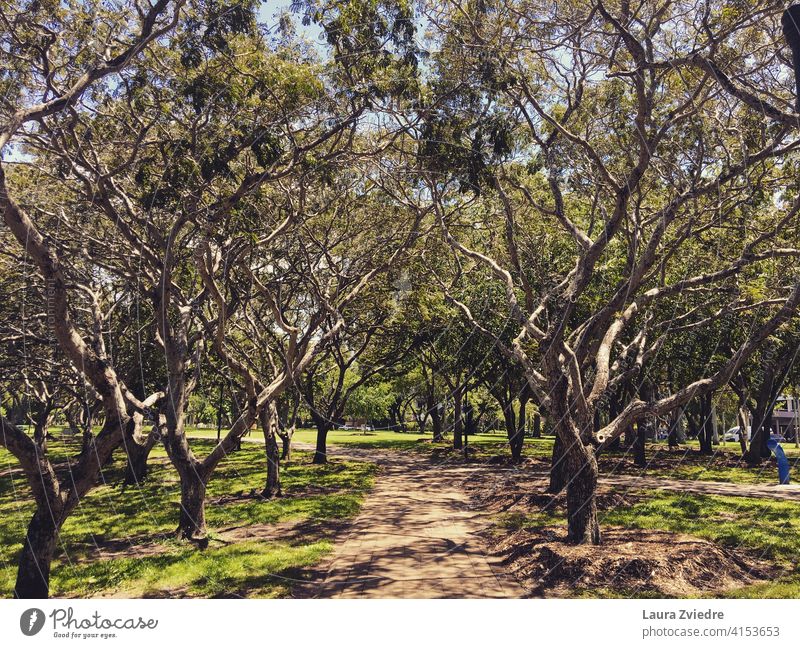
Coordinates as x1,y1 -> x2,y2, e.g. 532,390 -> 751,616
296,441 -> 799,598
295,448 -> 523,598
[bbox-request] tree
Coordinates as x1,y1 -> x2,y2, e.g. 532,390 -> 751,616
0,0 -> 181,598
422,0 -> 800,544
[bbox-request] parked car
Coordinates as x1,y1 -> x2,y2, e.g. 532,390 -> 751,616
723,426 -> 751,442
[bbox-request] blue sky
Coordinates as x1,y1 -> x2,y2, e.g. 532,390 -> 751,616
259,0 -> 325,46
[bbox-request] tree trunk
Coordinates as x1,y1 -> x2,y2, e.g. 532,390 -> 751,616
175,463 -> 208,547
122,439 -> 155,486
166,418 -> 209,545
313,423 -> 330,464
738,405 -> 750,455
698,393 -> 714,455
389,397 -> 404,432
431,401 -> 443,442
667,408 -> 681,449
565,444 -> 600,544
279,428 -> 293,461
624,424 -> 636,446
547,434 -> 568,493
532,412 -> 541,438
260,407 -> 282,498
633,422 -> 647,467
14,503 -> 63,599
452,390 -> 463,450
746,405 -> 770,465
514,395 -> 528,460
505,397 -> 526,462
122,419 -> 162,487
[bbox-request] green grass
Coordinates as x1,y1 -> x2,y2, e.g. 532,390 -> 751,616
600,491 -> 800,564
228,426 -> 796,486
499,489 -> 800,564
598,440 -> 800,485
0,439 -> 375,598
603,490 -> 800,598
190,425 -> 524,451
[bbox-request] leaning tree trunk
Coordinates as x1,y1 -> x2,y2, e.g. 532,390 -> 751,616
259,407 -> 282,498
14,502 -> 64,599
547,434 -> 568,494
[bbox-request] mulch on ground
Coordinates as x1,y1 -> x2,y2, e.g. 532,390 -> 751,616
466,471 -> 778,597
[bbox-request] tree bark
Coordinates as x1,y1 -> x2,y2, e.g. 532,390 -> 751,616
667,408 -> 681,449
279,428 -> 293,461
430,399 -> 443,442
565,445 -> 600,544
13,503 -> 63,599
122,415 -> 163,487
633,422 -> 647,467
746,404 -> 773,465
260,406 -> 281,497
737,405 -> 750,455
313,422 -> 330,464
452,388 -> 463,450
547,434 -> 568,493
504,395 -> 527,462
623,424 -> 636,446
175,462 -> 208,547
698,393 -> 714,455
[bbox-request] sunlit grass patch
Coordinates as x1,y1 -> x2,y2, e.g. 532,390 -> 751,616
0,439 -> 375,598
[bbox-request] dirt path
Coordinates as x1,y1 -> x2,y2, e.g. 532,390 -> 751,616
296,446 -> 524,598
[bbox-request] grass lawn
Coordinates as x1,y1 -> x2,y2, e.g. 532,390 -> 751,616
205,425 -> 798,486
598,439 -> 800,485
283,425 -> 800,485
605,490 -> 800,598
189,425 -> 520,451
0,439 -> 376,598
39,424 -> 800,485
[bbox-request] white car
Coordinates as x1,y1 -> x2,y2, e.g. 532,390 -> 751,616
723,426 -> 751,442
